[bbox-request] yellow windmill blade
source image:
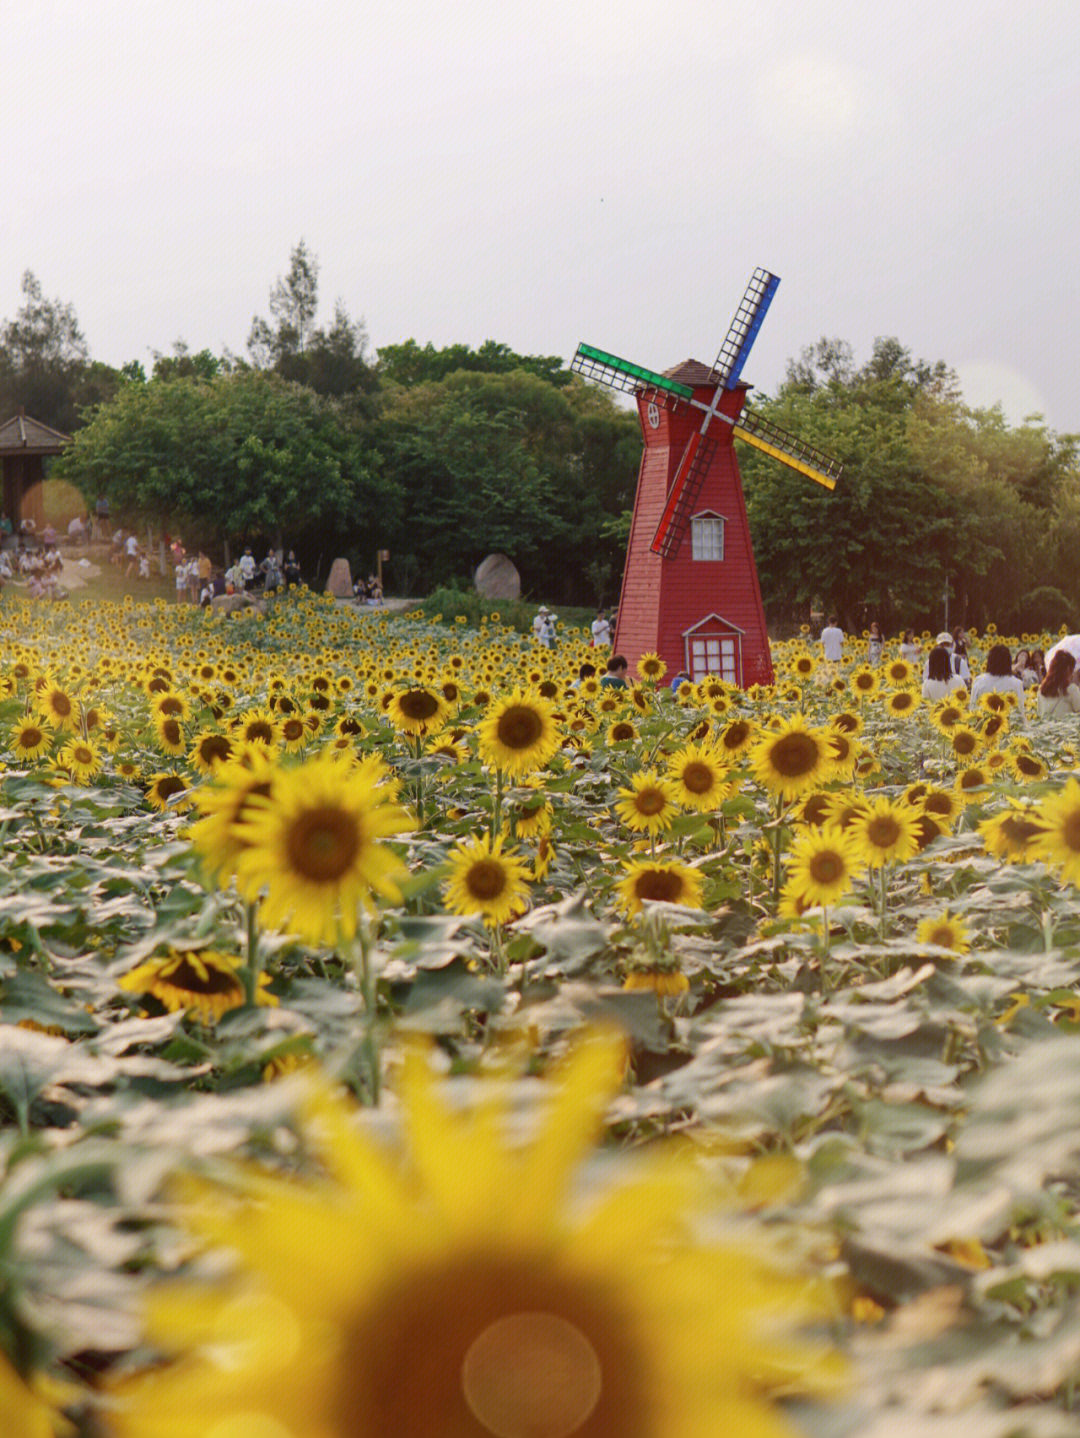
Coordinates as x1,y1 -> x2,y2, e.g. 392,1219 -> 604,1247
733,408 -> 841,490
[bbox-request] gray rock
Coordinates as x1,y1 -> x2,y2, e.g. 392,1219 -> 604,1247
474,552 -> 521,601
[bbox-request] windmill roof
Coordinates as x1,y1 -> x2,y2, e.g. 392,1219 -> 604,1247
661,360 -> 750,391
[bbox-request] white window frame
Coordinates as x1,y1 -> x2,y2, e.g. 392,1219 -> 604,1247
690,511 -> 725,561
683,612 -> 746,686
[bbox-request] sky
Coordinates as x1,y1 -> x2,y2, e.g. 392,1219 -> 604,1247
3,0 -> 1078,430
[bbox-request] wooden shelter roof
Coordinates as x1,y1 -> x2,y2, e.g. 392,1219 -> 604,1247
0,410 -> 71,456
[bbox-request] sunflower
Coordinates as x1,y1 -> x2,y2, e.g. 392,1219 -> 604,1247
783,825 -> 863,907
637,651 -> 667,682
280,714 -> 311,753
477,690 -> 561,778
188,750 -> 280,878
848,796 -> 920,868
883,657 -> 915,686
916,911 -> 971,954
58,737 -> 103,783
443,832 -> 531,926
606,718 -> 639,745
918,786 -> 961,828
1008,748 -> 1048,783
118,949 -> 276,1024
931,701 -> 966,733
955,766 -> 991,799
528,833 -> 556,880
36,681 -> 79,732
104,1038 -> 837,1438
236,707 -> 282,750
234,755 -> 412,944
717,716 -> 756,758
849,667 -> 879,698
153,713 -> 187,756
749,716 -> 828,801
884,690 -> 920,719
978,802 -> 1045,862
386,686 -> 451,738
665,743 -> 732,811
823,730 -> 858,778
188,730 -> 236,776
615,770 -> 680,836
792,652 -> 817,679
1029,779 -> 1080,884
948,726 -> 983,767
145,772 -> 192,812
829,710 -> 863,736
796,791 -> 834,828
504,784 -> 553,840
615,858 -> 704,917
10,716 -> 53,762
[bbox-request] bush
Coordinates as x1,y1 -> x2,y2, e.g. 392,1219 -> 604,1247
410,586 -> 592,637
1012,586 -> 1073,635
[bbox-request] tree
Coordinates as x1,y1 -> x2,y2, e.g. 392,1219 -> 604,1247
0,271 -> 115,432
377,339 -> 570,389
56,369 -> 400,554
249,240 -> 320,363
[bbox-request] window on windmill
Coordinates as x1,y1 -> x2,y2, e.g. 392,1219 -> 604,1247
690,635 -> 738,684
691,514 -> 725,561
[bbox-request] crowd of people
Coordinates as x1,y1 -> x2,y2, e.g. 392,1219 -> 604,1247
819,617 -> 1080,723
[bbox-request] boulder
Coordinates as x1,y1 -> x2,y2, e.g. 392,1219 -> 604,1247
474,552 -> 521,601
210,591 -> 267,617
325,557 -> 353,597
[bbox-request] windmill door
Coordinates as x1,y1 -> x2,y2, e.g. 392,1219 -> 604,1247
683,614 -> 745,686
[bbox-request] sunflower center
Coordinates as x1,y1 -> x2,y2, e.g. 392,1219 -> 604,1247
20,726 -> 43,747
633,869 -> 685,903
466,859 -> 509,902
462,1312 -> 602,1438
247,721 -> 275,743
722,722 -> 750,750
51,692 -> 73,716
927,925 -> 954,947
162,719 -> 182,745
610,723 -> 635,741
154,776 -> 186,802
680,761 -> 713,795
285,807 -> 362,882
808,851 -> 844,884
494,705 -> 544,751
633,788 -> 667,816
770,733 -> 820,777
1063,813 -> 1080,853
1016,756 -> 1041,776
158,696 -> 183,715
400,690 -> 441,721
284,719 -> 306,740
866,816 -> 901,848
200,735 -> 233,765
954,734 -> 977,754
1002,816 -> 1041,845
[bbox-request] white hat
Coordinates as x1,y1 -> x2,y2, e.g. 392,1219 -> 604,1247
935,632 -> 953,646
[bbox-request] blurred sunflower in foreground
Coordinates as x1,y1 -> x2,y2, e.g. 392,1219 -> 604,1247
104,1037 -> 840,1438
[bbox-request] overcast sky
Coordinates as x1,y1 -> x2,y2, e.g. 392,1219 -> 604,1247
3,0 -> 1077,429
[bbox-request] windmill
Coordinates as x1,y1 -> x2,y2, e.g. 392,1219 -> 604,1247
571,268 -> 840,688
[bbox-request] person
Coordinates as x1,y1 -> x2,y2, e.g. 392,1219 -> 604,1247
138,550 -> 151,581
283,550 -> 302,588
1013,648 -> 1039,688
41,523 -> 57,547
951,628 -> 972,684
67,514 -> 87,546
1032,648 -> 1047,683
669,670 -> 694,693
569,662 -> 596,691
1037,649 -> 1080,718
238,548 -> 257,591
124,531 -> 140,577
261,550 -> 282,594
533,606 -> 557,648
970,643 -> 1025,717
175,556 -> 191,602
600,654 -> 629,689
867,621 -> 883,665
0,549 -> 12,582
94,494 -> 110,540
820,616 -> 844,665
899,629 -> 922,663
591,609 -> 612,648
921,644 -> 967,701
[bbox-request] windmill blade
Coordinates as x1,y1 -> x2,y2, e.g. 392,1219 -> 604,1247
650,429 -> 718,558
711,268 -> 781,390
733,408 -> 841,490
570,343 -> 693,404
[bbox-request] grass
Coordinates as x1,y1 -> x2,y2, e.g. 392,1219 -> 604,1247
410,586 -> 594,636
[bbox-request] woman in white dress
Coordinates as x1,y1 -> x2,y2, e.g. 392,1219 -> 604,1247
970,644 -> 1026,719
921,645 -> 967,702
1037,649 -> 1080,719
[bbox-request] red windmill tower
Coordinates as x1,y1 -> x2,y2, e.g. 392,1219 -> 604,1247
572,269 -> 841,687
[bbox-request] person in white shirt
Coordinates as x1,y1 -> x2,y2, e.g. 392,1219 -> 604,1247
238,548 -> 257,590
921,645 -> 967,701
591,609 -> 612,648
1037,649 -> 1080,719
820,617 -> 844,664
970,644 -> 1025,720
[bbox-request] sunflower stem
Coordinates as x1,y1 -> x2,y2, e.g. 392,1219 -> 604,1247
241,900 -> 262,1008
492,766 -> 504,843
353,913 -> 382,1105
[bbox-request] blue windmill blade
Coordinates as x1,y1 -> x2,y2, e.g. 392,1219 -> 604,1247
710,268 -> 781,390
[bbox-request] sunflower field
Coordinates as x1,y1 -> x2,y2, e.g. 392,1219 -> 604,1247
4,590 -> 1080,1437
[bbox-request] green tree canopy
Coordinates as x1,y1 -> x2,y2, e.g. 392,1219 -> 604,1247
56,369 -> 398,552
